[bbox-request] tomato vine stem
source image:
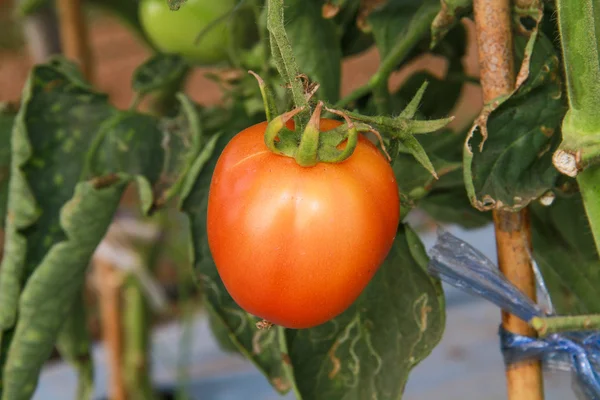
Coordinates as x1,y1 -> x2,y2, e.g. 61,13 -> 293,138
472,1 -> 544,400
57,0 -> 93,80
530,314 -> 600,338
555,0 -> 600,256
334,3 -> 438,110
266,0 -> 309,129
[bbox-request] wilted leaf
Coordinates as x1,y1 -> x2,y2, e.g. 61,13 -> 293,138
207,306 -> 240,354
0,58 -> 167,400
463,31 -> 565,211
86,111 -> 165,188
2,177 -> 129,400
0,60 -> 115,332
285,0 -> 342,102
530,193 -> 600,315
0,113 -> 13,228
56,292 -> 94,400
287,224 -> 445,399
132,54 -> 189,96
180,107 -> 291,392
157,94 -> 208,204
0,328 -> 14,396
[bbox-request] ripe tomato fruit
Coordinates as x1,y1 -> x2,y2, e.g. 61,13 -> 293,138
207,119 -> 400,329
139,0 -> 236,65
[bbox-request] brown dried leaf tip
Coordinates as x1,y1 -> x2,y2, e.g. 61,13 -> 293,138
357,0 -> 387,31
256,319 -> 274,330
322,3 -> 340,19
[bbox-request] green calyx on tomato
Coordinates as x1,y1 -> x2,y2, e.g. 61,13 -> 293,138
139,0 -> 244,65
248,71 -> 390,168
264,102 -> 363,167
207,118 -> 400,329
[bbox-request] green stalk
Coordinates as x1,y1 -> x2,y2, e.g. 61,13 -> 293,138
557,1 -> 600,129
335,3 -> 438,110
123,278 -> 155,400
266,0 -> 309,128
556,0 -> 600,255
578,165 -> 600,256
530,313 -> 600,337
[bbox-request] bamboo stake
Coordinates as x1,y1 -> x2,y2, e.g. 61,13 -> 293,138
56,0 -> 93,80
472,1 -> 544,400
95,260 -> 126,400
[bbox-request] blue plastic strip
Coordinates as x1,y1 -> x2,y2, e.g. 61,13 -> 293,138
428,228 -> 600,400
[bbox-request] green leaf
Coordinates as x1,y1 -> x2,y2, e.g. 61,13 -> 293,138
56,292 -> 94,400
285,0 -> 342,102
419,188 -> 491,229
286,224 -> 445,399
2,177 -> 129,400
132,54 -> 189,96
0,328 -> 15,396
395,72 -> 461,120
207,307 -> 241,354
159,94 -> 212,204
0,58 -> 164,399
0,60 -> 115,332
14,0 -> 50,17
530,193 -> 600,315
368,0 -> 439,60
330,0 -> 374,57
399,134 -> 438,179
181,106 -> 292,393
463,31 -> 565,212
392,129 -> 464,212
86,111 -> 165,187
396,25 -> 468,120
0,113 -> 13,229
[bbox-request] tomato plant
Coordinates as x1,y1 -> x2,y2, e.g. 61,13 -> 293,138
138,0 -> 239,64
2,0 -> 600,400
207,119 -> 400,328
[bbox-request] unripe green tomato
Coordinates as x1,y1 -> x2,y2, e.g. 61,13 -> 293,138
139,0 -> 236,65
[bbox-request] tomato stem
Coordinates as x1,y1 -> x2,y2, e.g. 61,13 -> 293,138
530,313 -> 600,337
555,0 -> 600,255
334,3 -> 438,110
266,0 -> 309,128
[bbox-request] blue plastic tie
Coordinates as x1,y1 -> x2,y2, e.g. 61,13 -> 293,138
428,228 -> 600,400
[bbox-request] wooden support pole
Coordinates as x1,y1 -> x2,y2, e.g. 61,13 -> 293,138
95,260 -> 126,400
56,0 -> 93,80
472,1 -> 545,399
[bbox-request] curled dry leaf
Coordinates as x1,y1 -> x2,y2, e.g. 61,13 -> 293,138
322,2 -> 340,19
357,0 -> 388,31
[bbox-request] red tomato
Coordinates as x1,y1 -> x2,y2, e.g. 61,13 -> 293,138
207,119 -> 400,329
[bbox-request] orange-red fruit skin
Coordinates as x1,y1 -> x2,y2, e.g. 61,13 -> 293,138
206,119 -> 400,329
